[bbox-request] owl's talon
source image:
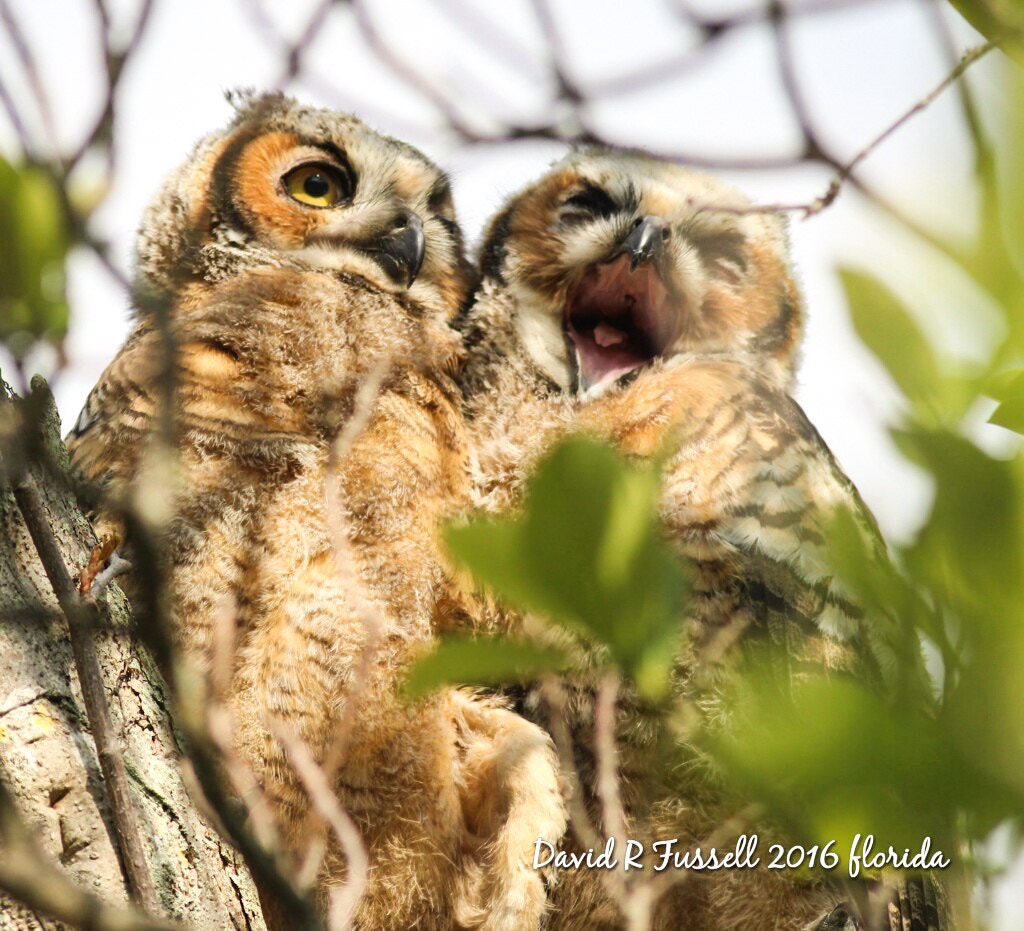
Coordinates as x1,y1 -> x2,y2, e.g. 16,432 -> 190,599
814,902 -> 862,931
79,536 -> 118,595
79,536 -> 129,599
89,550 -> 132,600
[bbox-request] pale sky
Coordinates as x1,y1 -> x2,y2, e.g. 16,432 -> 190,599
1,1 -> 1020,924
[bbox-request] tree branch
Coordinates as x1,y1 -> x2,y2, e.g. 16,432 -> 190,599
10,467 -> 161,918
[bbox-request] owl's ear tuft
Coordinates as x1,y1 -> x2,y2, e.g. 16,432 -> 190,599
224,87 -> 258,111
224,88 -> 288,126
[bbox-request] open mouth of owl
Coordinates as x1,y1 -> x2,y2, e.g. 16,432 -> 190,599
564,254 -> 678,392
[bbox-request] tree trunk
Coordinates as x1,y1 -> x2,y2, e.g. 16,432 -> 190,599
0,375 -> 266,930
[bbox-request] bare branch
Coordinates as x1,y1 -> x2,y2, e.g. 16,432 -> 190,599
102,454 -> 320,929
11,470 -> 161,917
587,0 -> 889,99
592,670 -> 627,845
430,0 -> 538,77
683,38 -> 999,224
0,0 -> 60,157
68,0 -> 157,172
0,69 -> 35,159
281,0 -> 335,84
538,677 -> 627,903
267,719 -> 369,931
350,0 -> 478,137
293,361 -> 392,875
768,0 -> 837,167
527,0 -> 582,104
318,361 -> 392,778
814,39 -> 999,215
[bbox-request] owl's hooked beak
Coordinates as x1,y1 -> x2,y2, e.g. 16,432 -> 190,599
563,216 -> 679,395
367,211 -> 426,287
614,216 -> 667,272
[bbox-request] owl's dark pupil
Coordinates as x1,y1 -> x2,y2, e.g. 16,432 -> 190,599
304,174 -> 330,198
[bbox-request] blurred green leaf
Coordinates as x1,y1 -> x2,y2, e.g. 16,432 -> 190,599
715,676 -> 958,860
825,508 -> 944,697
983,368 -> 1024,402
840,269 -> 944,414
1007,62 -> 1024,278
989,396 -> 1024,434
403,635 -> 567,698
944,1 -> 1024,65
894,428 -> 1022,607
0,157 -> 71,359
444,435 -> 689,698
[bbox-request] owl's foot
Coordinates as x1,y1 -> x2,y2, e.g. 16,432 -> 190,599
79,536 -> 131,599
813,903 -> 862,931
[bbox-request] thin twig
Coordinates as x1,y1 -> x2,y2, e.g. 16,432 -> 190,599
204,704 -> 283,856
588,0 -> 888,99
166,653 -> 322,930
111,483 -> 320,927
539,677 -> 628,904
11,472 -> 161,917
267,720 -> 369,931
768,0 -> 836,166
0,70 -> 35,158
350,0 -> 478,137
430,0 -> 539,77
235,0 -> 421,132
815,39 -> 999,213
68,0 -> 157,172
685,38 -> 1000,223
203,595 -> 283,856
590,671 -> 653,931
281,0 -> 335,84
527,0 -> 582,104
0,0 -> 60,158
293,360 -> 392,876
593,670 -> 627,844
319,361 -> 392,775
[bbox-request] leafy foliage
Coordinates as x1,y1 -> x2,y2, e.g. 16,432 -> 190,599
408,40 -> 1024,930
404,635 -> 566,698
408,436 -> 690,700
0,158 -> 70,360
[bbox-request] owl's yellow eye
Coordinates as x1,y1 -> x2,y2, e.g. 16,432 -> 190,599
283,164 -> 348,208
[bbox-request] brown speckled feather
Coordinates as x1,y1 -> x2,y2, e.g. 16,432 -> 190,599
68,94 -> 564,930
455,150 -> 940,931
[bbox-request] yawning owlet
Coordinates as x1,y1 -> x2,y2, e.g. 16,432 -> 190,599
455,149 -> 939,931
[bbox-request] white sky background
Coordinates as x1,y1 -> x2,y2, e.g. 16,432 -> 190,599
1,0 -> 1021,925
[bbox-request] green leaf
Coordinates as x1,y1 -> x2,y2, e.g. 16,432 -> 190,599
0,157 -> 71,359
894,428 -> 1022,612
444,517 -> 541,615
839,268 -> 942,411
714,676 -> 958,858
989,397 -> 1024,435
983,369 -> 1024,403
824,508 -> 940,696
944,1 -> 1024,65
444,435 -> 689,698
403,635 -> 567,698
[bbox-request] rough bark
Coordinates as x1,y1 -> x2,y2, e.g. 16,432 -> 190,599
0,375 -> 266,930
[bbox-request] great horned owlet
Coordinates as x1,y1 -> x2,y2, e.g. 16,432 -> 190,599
455,149 -> 939,930
67,93 -> 564,931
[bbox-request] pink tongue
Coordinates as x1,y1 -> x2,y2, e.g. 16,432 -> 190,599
593,322 -> 627,347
